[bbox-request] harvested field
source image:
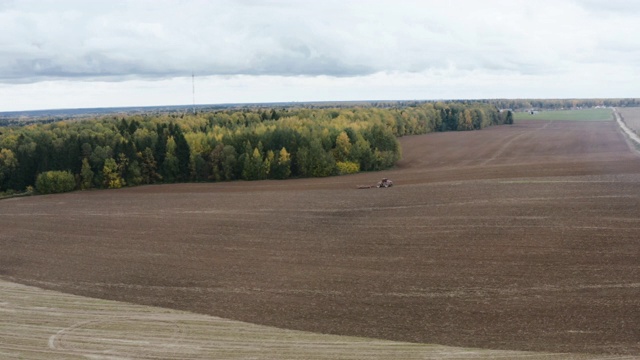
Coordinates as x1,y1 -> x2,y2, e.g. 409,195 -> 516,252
619,107 -> 640,134
514,108 -> 613,121
2,119 -> 640,357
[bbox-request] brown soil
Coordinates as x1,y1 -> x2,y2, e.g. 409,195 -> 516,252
2,119 -> 640,355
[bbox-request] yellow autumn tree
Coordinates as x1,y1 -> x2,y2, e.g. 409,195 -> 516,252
103,158 -> 125,189
333,131 -> 352,162
273,147 -> 291,179
458,109 -> 474,131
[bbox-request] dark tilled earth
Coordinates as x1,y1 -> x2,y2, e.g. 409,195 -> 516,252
2,119 -> 640,355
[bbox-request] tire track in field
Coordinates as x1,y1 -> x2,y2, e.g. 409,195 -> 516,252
480,130 -> 529,166
481,121 -> 554,166
2,279 -> 632,360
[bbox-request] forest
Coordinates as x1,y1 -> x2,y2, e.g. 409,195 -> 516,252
484,98 -> 640,111
0,102 -> 511,195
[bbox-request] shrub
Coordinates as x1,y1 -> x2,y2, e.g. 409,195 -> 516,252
336,161 -> 360,175
35,171 -> 76,194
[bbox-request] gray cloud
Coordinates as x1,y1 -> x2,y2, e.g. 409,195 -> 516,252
0,0 -> 639,103
1,0 -> 383,82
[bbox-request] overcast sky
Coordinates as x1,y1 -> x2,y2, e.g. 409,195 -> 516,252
1,0 -> 639,111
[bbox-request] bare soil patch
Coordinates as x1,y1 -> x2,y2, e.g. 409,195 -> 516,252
2,120 -> 640,355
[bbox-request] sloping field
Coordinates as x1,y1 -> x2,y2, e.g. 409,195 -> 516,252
3,279 -> 617,360
2,119 -> 640,357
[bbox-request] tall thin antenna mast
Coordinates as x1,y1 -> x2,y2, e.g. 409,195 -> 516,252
192,72 -> 196,115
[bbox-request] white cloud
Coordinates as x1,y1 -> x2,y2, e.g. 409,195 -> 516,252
0,0 -> 639,110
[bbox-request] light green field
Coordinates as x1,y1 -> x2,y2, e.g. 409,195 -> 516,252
514,108 -> 613,121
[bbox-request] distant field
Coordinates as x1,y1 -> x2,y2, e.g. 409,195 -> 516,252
514,108 -> 612,121
618,107 -> 640,134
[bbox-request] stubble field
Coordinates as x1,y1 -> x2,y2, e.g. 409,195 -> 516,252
619,107 -> 640,134
514,108 -> 614,121
2,118 -> 640,358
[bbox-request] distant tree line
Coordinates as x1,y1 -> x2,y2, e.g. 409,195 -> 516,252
0,102 -> 510,194
3,98 -> 639,128
484,98 -> 640,111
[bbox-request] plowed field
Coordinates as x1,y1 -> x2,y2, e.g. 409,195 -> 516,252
2,119 -> 640,356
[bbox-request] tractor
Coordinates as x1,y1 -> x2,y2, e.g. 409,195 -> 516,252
377,178 -> 393,188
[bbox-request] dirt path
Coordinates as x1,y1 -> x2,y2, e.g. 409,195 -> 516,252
1,279 -> 632,360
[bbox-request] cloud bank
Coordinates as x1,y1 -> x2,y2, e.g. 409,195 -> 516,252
1,0 -> 639,110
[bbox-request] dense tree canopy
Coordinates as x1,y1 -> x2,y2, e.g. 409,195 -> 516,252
483,98 -> 640,111
35,170 -> 75,194
0,102 -> 509,194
